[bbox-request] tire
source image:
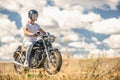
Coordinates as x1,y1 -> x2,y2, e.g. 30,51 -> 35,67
14,52 -> 29,74
44,50 -> 62,75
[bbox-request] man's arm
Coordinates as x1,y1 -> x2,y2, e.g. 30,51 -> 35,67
39,28 -> 46,35
23,27 -> 35,36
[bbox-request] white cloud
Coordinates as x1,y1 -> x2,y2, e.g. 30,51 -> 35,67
107,0 -> 120,10
103,34 -> 120,48
62,33 -> 79,42
0,1 -> 102,30
0,14 -> 18,37
0,0 -> 45,11
92,18 -> 120,34
68,42 -> 83,48
0,0 -> 46,26
68,41 -> 96,50
89,49 -> 120,58
104,49 -> 120,57
0,13 -> 21,60
0,0 -> 20,11
54,0 -> 120,10
37,16 -> 58,27
53,42 -> 62,48
1,36 -> 15,43
73,54 -> 86,58
0,0 -> 120,59
0,42 -> 20,60
42,6 -> 102,29
91,37 -> 101,45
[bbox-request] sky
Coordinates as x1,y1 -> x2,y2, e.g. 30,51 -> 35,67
0,0 -> 120,60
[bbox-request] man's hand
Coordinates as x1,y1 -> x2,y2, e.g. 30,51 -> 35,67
30,33 -> 37,37
46,32 -> 50,36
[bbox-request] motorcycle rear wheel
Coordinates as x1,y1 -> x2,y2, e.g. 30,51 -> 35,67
14,52 -> 29,74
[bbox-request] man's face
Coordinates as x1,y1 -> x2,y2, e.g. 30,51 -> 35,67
31,14 -> 38,21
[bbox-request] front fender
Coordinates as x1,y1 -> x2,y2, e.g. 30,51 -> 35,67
49,48 -> 58,52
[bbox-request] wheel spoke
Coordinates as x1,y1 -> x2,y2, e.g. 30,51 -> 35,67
44,50 -> 62,75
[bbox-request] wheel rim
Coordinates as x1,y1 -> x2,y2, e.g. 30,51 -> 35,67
14,55 -> 24,73
44,51 -> 59,74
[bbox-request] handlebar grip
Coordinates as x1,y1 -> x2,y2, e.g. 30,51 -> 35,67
37,32 -> 41,35
46,32 -> 50,36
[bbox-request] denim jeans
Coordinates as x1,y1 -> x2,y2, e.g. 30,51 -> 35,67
23,41 -> 33,60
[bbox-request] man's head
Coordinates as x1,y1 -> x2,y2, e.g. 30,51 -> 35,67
28,9 -> 38,21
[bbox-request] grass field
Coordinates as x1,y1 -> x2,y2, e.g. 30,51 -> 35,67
0,57 -> 120,80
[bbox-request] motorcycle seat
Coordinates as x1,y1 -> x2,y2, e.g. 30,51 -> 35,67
20,44 -> 26,52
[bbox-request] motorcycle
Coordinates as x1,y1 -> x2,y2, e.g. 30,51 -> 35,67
12,32 -> 62,75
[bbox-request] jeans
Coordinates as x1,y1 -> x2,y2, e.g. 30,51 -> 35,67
23,41 -> 33,61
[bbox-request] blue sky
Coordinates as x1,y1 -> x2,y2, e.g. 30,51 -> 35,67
0,1 -> 120,28
93,3 -> 120,19
0,0 -> 120,59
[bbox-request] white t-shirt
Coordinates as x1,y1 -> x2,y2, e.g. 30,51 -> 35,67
23,23 -> 41,42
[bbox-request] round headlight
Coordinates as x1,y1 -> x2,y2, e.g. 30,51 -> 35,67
48,35 -> 55,43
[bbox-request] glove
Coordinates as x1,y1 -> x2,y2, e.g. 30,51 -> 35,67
46,32 -> 50,36
36,32 -> 41,35
31,33 -> 37,37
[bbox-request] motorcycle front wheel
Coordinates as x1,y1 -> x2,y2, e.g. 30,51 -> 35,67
44,50 -> 62,75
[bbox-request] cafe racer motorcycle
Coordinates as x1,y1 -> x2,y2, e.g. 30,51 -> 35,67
12,32 -> 62,75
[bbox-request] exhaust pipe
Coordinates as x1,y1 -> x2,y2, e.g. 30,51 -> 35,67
11,60 -> 27,67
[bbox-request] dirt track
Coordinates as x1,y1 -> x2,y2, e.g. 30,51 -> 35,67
0,58 -> 80,74
0,58 -> 120,80
0,58 -> 120,74
0,62 -> 16,73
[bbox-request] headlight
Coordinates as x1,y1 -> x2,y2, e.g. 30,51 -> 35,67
48,35 -> 55,43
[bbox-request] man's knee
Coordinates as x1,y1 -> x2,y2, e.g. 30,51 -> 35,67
24,42 -> 33,48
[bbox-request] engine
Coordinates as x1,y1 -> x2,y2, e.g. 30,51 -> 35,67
29,48 -> 43,68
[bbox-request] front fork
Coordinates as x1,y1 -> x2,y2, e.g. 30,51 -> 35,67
42,39 -> 51,62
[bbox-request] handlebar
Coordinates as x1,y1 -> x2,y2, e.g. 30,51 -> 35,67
35,32 -> 51,37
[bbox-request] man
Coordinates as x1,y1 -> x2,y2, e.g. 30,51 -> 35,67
23,9 -> 46,67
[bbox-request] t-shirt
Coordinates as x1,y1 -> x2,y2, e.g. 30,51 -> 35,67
23,23 -> 41,42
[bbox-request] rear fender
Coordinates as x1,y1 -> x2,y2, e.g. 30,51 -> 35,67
13,51 -> 21,59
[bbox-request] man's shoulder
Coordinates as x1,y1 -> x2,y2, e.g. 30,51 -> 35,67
35,23 -> 41,29
24,23 -> 40,28
26,23 -> 30,26
35,23 -> 40,26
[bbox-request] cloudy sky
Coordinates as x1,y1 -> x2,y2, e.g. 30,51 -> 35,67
0,0 -> 120,60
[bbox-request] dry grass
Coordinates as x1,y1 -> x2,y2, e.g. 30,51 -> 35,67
0,57 -> 120,80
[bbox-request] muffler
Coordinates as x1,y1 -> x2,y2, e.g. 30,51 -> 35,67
11,60 -> 27,67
